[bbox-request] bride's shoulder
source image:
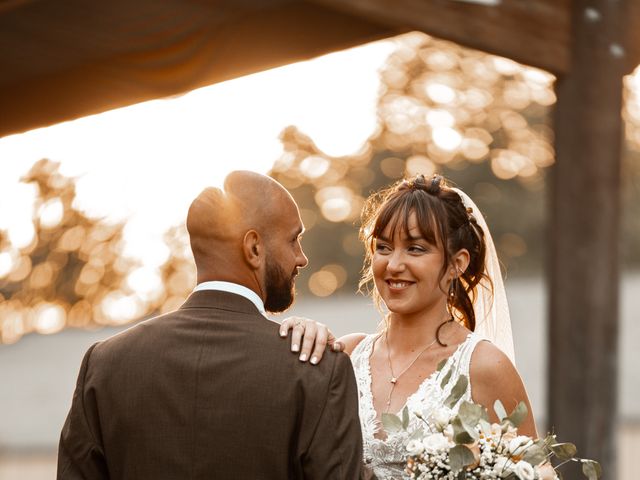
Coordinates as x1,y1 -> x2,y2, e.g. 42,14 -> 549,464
469,339 -> 520,385
338,333 -> 369,355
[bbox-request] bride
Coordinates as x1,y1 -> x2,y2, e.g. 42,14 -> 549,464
281,174 -> 537,479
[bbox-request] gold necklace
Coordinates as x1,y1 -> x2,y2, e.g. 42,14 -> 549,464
383,318 -> 453,413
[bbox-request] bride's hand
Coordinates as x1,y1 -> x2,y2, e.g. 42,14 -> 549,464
279,316 -> 344,365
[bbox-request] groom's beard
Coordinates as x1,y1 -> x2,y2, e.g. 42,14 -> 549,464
264,256 -> 297,313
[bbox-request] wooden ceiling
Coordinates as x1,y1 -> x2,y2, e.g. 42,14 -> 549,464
0,0 -> 637,138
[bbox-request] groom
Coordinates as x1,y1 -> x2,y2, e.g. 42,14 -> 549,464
57,171 -> 366,479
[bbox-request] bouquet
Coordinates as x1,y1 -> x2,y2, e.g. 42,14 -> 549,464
382,375 -> 601,480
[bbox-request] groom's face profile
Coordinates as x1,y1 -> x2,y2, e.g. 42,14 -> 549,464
262,198 -> 307,313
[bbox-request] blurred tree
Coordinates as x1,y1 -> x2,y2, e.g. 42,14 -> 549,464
270,32 -> 557,298
0,159 -> 145,343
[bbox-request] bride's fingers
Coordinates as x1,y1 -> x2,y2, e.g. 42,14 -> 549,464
309,324 -> 329,365
289,321 -> 306,354
329,334 -> 345,352
279,317 -> 297,337
298,321 -> 318,362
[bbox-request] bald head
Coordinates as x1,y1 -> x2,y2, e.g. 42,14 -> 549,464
186,171 -> 306,293
223,170 -> 296,232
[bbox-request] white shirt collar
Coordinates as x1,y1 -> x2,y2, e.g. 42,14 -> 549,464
193,281 -> 266,315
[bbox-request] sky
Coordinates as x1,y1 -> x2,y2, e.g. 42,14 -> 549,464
0,39 -> 396,268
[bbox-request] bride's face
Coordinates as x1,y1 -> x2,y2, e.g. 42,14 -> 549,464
372,212 -> 450,317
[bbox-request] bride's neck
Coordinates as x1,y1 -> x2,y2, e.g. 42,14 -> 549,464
386,310 -> 450,351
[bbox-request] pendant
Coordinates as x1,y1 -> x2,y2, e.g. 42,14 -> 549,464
390,377 -> 397,384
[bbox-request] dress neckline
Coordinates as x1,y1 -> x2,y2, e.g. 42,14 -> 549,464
363,332 -> 473,433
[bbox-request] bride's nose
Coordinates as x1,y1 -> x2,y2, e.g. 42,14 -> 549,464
386,250 -> 406,273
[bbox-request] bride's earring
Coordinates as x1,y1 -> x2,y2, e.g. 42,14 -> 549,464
439,272 -> 458,347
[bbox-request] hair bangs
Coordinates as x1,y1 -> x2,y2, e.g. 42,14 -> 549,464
371,190 -> 442,247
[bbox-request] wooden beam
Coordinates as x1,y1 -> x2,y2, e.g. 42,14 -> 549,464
549,1 -> 630,478
310,0 -> 571,74
0,2 -> 395,138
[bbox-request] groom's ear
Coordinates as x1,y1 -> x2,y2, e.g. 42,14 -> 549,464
243,230 -> 263,269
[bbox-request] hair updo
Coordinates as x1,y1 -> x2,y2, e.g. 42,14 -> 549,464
359,174 -> 491,331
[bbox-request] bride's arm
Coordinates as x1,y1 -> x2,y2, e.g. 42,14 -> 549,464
470,341 -> 538,438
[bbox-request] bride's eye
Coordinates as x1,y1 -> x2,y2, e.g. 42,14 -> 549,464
375,242 -> 391,253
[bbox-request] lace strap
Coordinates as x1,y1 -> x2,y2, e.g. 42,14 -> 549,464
350,333 -> 376,359
458,333 -> 485,377
434,333 -> 485,402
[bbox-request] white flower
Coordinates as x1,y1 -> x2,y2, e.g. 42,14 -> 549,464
493,456 -> 514,477
514,461 -> 535,480
422,433 -> 450,453
407,439 -> 425,456
508,435 -> 533,453
442,424 -> 454,441
535,463 -> 559,480
432,407 -> 452,430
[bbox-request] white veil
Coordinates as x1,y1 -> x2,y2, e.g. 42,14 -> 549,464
452,188 -> 516,365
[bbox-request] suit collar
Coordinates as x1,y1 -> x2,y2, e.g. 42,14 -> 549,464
193,281 -> 265,314
180,290 -> 264,317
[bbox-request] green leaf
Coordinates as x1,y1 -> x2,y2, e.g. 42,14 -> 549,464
402,406 -> 409,430
408,428 -> 424,441
436,358 -> 448,372
522,444 -> 547,465
581,460 -> 602,480
381,413 -> 403,433
440,368 -> 453,389
445,375 -> 469,408
458,401 -> 485,428
551,443 -> 577,460
506,401 -> 528,428
478,419 -> 492,437
451,416 -> 477,444
494,399 -> 507,421
449,444 -> 475,473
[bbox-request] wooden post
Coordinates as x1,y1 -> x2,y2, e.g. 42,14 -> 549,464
549,1 -> 630,478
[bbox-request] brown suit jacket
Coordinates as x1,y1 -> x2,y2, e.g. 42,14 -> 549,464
57,290 -> 366,479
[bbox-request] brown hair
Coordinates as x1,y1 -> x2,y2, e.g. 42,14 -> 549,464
359,174 -> 491,330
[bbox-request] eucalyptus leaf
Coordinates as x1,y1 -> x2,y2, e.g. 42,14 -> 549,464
445,375 -> 469,408
522,444 -> 547,465
409,428 -> 425,441
449,444 -> 475,473
458,401 -> 484,428
478,419 -> 492,438
440,368 -> 453,389
402,406 -> 409,430
451,416 -> 477,444
436,358 -> 448,372
551,442 -> 577,460
506,401 -> 528,428
381,413 -> 403,434
581,460 -> 602,480
494,399 -> 507,421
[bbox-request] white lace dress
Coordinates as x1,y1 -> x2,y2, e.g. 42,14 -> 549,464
351,332 -> 484,479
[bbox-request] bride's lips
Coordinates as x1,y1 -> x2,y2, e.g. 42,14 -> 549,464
385,279 -> 415,291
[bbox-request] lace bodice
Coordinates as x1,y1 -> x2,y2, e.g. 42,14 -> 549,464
351,332 -> 484,479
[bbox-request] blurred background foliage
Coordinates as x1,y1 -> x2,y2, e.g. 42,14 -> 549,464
1,32 -> 639,343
